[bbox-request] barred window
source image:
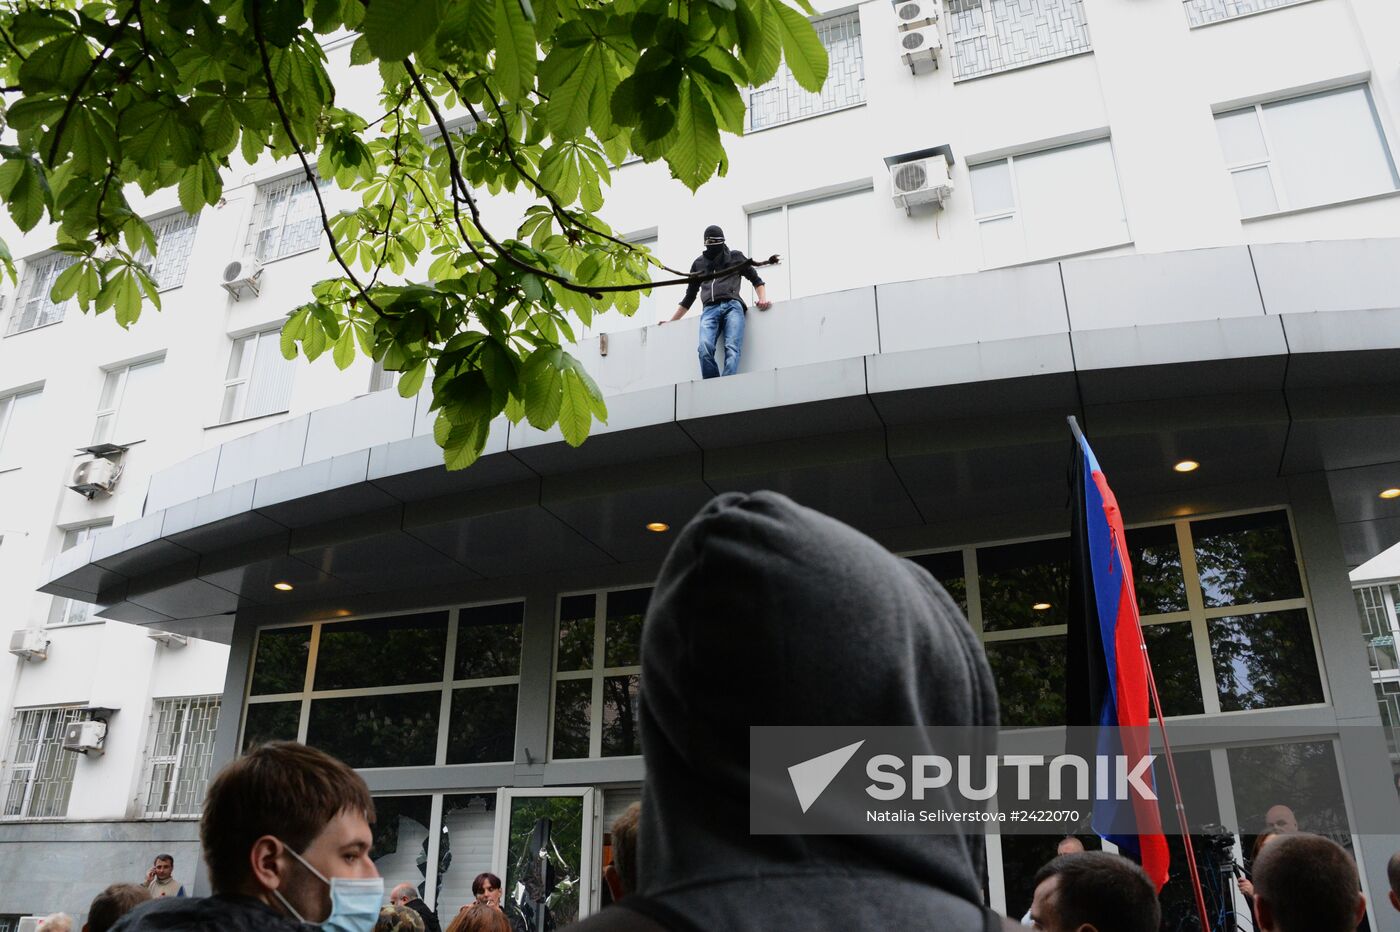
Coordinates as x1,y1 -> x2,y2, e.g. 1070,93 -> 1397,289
2,707 -> 84,819
143,697 -> 221,818
8,252 -> 77,335
252,175 -> 328,262
945,0 -> 1092,82
747,11 -> 864,131
1184,0 -> 1309,27
136,212 -> 200,290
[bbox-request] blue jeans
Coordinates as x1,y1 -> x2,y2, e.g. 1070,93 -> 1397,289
698,299 -> 745,379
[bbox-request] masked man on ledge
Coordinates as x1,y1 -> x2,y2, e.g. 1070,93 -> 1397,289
662,224 -> 771,379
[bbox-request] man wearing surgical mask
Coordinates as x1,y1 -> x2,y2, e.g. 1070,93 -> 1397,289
112,742 -> 382,932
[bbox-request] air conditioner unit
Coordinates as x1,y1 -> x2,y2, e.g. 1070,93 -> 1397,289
61,719 -> 106,755
70,456 -> 122,498
8,628 -> 49,662
147,630 -> 188,649
900,23 -> 942,69
893,0 -> 937,29
890,156 -> 954,211
221,256 -> 263,301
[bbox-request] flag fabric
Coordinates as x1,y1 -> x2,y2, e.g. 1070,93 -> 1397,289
1066,429 -> 1171,890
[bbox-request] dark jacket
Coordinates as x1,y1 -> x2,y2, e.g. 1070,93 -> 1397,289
678,250 -> 764,310
406,898 -> 442,932
110,894 -> 312,932
564,491 -> 1005,932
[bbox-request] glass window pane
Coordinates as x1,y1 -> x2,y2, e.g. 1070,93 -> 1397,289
746,207 -> 789,302
604,588 -> 649,668
978,537 -> 1070,632
242,701 -> 300,752
1227,740 -> 1351,857
786,189 -> 880,299
905,550 -> 967,613
314,612 -> 448,690
116,358 -> 165,442
978,214 -> 1024,267
1142,622 -> 1204,717
244,330 -> 295,418
970,160 -> 1015,215
1125,524 -> 1187,614
455,602 -> 524,680
306,692 -> 440,768
1209,609 -> 1323,711
439,793 -> 499,911
601,675 -> 640,757
557,595 -> 596,672
1264,86 -> 1400,209
552,679 -> 592,759
1192,511 -> 1302,608
1232,166 -> 1279,217
96,369 -> 123,411
371,795 -> 432,893
1014,140 -> 1129,259
999,835 -> 1103,920
219,383 -> 245,424
1152,751 -> 1225,931
503,796 -> 584,929
446,684 -> 518,764
1215,108 -> 1270,165
250,626 -> 311,695
225,335 -> 251,380
983,635 -> 1065,728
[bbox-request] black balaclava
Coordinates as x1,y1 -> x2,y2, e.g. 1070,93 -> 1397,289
636,491 -> 999,932
702,224 -> 728,267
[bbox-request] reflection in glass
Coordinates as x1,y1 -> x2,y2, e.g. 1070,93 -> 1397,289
306,692 -> 440,768
314,612 -> 449,690
983,636 -> 1065,727
978,538 -> 1070,632
456,602 -> 524,680
1192,511 -> 1302,608
1152,751 -> 1226,932
557,596 -> 596,671
602,675 -> 640,757
1227,741 -> 1351,861
1354,586 -> 1398,674
604,588 -> 650,668
504,796 -> 583,931
1142,622 -> 1204,717
1125,524 -> 1187,615
371,795 -> 432,898
250,626 -> 311,695
242,701 -> 300,751
552,680 -> 591,759
905,550 -> 967,613
439,794 -> 498,913
1208,610 -> 1323,711
998,835 -> 1102,919
447,685 -> 518,764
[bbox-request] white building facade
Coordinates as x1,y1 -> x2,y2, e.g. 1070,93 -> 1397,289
4,0 -> 1400,928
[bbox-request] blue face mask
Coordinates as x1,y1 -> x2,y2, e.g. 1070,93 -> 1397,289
273,841 -> 384,932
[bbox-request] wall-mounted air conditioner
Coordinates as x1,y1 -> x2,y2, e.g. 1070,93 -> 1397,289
894,0 -> 937,29
70,456 -> 122,498
890,156 -> 955,211
61,719 -> 107,755
147,630 -> 188,649
8,628 -> 49,662
221,256 -> 263,301
900,23 -> 942,71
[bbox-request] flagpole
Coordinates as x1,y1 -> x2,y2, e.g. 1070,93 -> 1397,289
1065,416 -> 1215,932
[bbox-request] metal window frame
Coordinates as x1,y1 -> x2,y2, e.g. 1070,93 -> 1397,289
219,328 -> 282,424
744,9 -> 865,132
946,0 -> 1093,83
548,587 -> 645,762
7,252 -> 77,336
141,695 -> 221,819
1,706 -> 84,820
135,211 -> 201,291
251,174 -> 329,263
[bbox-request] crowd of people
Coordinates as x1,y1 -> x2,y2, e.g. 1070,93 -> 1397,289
23,492 -> 1400,932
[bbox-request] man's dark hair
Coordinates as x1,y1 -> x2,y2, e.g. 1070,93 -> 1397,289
86,884 -> 149,932
1033,852 -> 1160,932
1254,834 -> 1361,932
201,741 -> 374,894
471,872 -> 501,896
1387,849 -> 1400,898
153,854 -> 173,866
610,802 -> 641,897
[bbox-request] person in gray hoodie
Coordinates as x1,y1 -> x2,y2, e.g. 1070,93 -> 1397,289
567,490 -> 1014,932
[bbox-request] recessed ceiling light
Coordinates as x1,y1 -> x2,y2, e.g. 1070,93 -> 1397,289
1381,488 -> 1400,500
646,522 -> 670,533
1032,602 -> 1052,611
1173,460 -> 1200,473
273,582 -> 294,591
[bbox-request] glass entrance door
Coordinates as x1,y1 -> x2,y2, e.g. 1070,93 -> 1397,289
493,787 -> 598,929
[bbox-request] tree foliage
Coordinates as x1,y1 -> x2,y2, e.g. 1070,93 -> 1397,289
0,0 -> 826,467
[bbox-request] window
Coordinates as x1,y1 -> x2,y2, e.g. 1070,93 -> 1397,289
92,357 -> 165,445
136,212 -> 199,289
8,252 -> 76,335
2,707 -> 84,819
969,139 -> 1129,267
143,696 -> 220,818
251,174 -> 327,262
1214,85 -> 1400,218
945,0 -> 1092,82
582,233 -> 662,336
747,11 -> 864,131
747,187 -> 880,302
552,588 -> 648,760
49,521 -> 113,626
1185,0 -> 1310,28
0,387 -> 42,471
220,328 -> 295,423
368,358 -> 397,393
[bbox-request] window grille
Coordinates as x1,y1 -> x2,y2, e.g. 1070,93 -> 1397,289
135,212 -> 200,290
747,11 -> 864,131
2,707 -> 84,819
8,253 -> 77,335
1184,0 -> 1307,27
220,328 -> 296,423
945,0 -> 1092,82
143,697 -> 221,818
252,175 -> 328,262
